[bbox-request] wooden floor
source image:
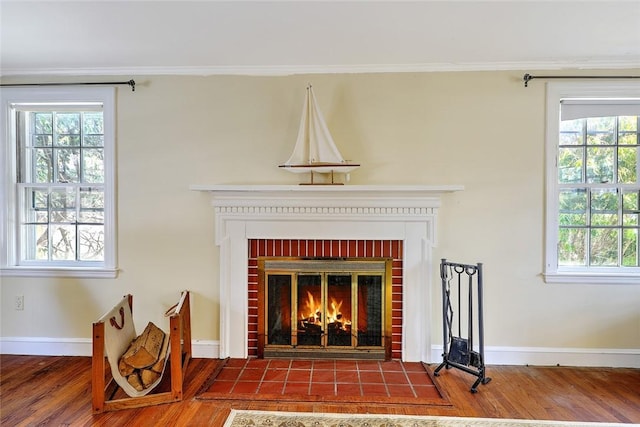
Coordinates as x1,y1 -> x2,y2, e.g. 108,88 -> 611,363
1,355 -> 639,426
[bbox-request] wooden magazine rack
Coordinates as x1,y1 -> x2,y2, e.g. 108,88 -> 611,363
92,291 -> 192,413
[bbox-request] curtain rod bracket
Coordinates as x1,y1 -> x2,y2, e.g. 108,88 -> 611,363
523,73 -> 533,87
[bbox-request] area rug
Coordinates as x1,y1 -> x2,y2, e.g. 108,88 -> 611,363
223,410 -> 633,427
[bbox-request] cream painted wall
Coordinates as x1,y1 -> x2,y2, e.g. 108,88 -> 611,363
1,71 -> 639,359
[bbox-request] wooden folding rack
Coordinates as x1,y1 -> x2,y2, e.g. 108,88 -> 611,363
92,291 -> 192,413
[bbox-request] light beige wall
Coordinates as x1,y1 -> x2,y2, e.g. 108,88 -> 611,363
1,71 -> 639,353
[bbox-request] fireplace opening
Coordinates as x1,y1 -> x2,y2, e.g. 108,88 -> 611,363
257,258 -> 392,360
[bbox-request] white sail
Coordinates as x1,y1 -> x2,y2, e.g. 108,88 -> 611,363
280,85 -> 359,175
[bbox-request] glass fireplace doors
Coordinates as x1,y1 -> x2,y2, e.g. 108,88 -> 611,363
258,259 -> 392,359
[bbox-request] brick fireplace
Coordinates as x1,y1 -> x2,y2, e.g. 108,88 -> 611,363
249,239 -> 403,359
192,184 -> 462,362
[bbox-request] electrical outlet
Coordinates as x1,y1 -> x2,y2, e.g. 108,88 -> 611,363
15,295 -> 24,311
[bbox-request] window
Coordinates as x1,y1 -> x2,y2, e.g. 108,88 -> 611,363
1,87 -> 116,277
545,82 -> 640,284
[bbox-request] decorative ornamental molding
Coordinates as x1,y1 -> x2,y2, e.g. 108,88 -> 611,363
213,205 -> 437,216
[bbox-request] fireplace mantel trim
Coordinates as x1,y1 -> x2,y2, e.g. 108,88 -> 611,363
193,184 -> 464,362
193,185 -> 464,246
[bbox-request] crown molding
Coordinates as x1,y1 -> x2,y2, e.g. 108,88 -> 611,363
2,59 -> 639,77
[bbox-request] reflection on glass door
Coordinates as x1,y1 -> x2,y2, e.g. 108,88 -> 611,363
326,275 -> 352,346
357,275 -> 382,346
267,274 -> 291,345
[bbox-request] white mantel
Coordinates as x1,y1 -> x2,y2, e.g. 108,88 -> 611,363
192,185 -> 463,362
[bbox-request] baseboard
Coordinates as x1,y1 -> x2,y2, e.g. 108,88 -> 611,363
2,338 -> 637,368
431,345 -> 640,368
0,337 -> 220,359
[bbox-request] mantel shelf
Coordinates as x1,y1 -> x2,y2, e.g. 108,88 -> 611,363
190,184 -> 464,198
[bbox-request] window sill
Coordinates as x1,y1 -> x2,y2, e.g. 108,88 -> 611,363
544,271 -> 639,285
1,266 -> 118,279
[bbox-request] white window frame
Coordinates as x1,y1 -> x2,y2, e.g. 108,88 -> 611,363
0,87 -> 117,278
545,81 -> 640,285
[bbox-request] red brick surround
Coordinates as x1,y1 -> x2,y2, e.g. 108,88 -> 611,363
248,239 -> 403,359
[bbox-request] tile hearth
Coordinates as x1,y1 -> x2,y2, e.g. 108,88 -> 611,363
199,358 -> 443,402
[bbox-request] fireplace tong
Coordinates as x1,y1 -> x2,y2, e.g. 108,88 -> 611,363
434,259 -> 491,393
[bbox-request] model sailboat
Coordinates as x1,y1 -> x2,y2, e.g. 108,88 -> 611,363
279,85 -> 360,184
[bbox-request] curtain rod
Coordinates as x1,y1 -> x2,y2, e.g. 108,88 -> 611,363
0,79 -> 136,91
523,73 -> 639,88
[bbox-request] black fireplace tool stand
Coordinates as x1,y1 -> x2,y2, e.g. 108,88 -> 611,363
434,259 -> 491,392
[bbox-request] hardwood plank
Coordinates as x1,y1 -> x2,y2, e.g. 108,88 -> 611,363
1,355 -> 639,426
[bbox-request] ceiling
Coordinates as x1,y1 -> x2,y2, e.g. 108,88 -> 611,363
1,0 -> 639,77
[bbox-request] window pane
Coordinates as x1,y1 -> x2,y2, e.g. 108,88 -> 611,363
586,117 -> 615,145
33,148 -> 52,183
33,112 -> 52,135
622,229 -> 639,267
591,189 -> 618,226
590,228 -> 619,266
31,188 -> 48,209
619,133 -> 638,145
586,146 -> 614,183
50,188 -> 76,223
623,191 -> 639,226
79,188 -> 104,223
560,118 -> 584,133
559,189 -> 587,225
50,224 -> 76,260
558,147 -> 583,183
23,205 -> 48,223
55,113 -> 80,136
618,147 -> 638,183
559,118 -> 584,146
50,209 -> 76,223
83,148 -> 104,183
22,187 -> 48,223
22,224 -> 49,261
79,225 -> 104,261
619,116 -> 638,132
559,132 -> 583,145
83,135 -> 104,147
33,135 -> 52,147
558,228 -> 586,266
56,134 -> 81,147
56,148 -> 80,183
83,112 -> 103,136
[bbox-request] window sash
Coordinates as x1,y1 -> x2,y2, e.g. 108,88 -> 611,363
17,183 -> 105,264
545,82 -> 640,284
0,87 -> 116,278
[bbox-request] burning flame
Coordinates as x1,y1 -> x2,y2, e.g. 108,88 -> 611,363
300,291 -> 351,329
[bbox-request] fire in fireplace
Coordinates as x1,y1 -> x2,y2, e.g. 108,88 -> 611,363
257,258 -> 392,360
